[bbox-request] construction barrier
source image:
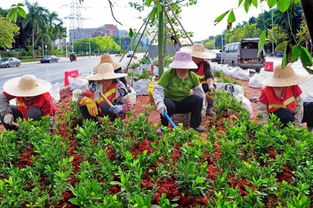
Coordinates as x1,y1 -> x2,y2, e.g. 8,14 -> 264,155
64,70 -> 79,86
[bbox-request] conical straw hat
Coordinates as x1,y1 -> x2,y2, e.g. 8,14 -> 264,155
85,63 -> 127,81
3,75 -> 51,97
100,54 -> 121,70
262,64 -> 311,87
181,44 -> 216,59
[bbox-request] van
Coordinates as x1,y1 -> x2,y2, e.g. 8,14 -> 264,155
221,38 -> 265,72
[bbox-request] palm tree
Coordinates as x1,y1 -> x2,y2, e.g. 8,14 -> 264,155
22,1 -> 48,58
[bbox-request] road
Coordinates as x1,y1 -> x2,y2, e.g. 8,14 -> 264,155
0,55 -> 135,88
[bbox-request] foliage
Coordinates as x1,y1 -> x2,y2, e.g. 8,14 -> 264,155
0,17 -> 19,49
224,23 -> 262,43
74,36 -> 121,54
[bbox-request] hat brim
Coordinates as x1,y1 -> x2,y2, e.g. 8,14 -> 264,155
169,61 -> 198,69
85,73 -> 127,81
181,46 -> 216,59
262,74 -> 312,87
3,77 -> 52,97
111,61 -> 121,70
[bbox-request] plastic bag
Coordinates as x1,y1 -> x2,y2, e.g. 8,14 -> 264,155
128,87 -> 137,105
68,76 -> 88,91
133,79 -> 150,95
72,89 -> 83,102
249,70 -> 272,88
234,94 -> 253,118
50,82 -> 60,104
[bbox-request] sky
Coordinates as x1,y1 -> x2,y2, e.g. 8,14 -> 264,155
2,0 -> 270,41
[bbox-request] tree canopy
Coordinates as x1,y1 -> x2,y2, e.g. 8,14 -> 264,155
0,16 -> 19,49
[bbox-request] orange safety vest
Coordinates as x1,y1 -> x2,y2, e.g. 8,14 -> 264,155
195,63 -> 206,84
263,87 -> 297,113
84,82 -> 117,106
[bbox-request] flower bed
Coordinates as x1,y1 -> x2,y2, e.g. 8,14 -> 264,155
0,88 -> 312,207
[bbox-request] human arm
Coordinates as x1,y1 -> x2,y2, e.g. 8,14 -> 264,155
0,92 -> 14,117
294,96 -> 304,126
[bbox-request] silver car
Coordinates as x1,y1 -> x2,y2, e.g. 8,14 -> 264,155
0,57 -> 21,68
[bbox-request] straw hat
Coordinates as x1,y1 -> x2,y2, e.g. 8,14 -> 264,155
169,51 -> 198,69
262,64 -> 311,87
100,54 -> 121,70
3,75 -> 51,97
85,63 -> 127,81
181,44 -> 216,59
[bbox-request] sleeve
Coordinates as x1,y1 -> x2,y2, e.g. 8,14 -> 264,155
192,85 -> 205,99
258,88 -> 269,105
291,85 -> 302,98
116,81 -> 129,101
257,101 -> 269,124
294,96 -> 304,126
153,85 -> 165,105
204,61 -> 214,79
0,92 -> 14,117
42,93 -> 55,116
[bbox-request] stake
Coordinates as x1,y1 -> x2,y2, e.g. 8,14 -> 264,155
100,92 -> 113,107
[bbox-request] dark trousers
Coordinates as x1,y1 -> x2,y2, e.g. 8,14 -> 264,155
161,95 -> 203,128
202,83 -> 214,110
79,103 -> 116,122
0,105 -> 43,130
271,102 -> 313,128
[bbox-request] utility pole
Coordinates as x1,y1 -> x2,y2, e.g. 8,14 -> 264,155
158,1 -> 165,77
271,9 -> 274,55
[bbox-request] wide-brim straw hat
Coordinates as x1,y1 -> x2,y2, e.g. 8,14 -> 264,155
262,64 -> 311,87
85,63 -> 127,81
181,44 -> 216,59
169,51 -> 198,69
100,54 -> 121,70
3,75 -> 51,97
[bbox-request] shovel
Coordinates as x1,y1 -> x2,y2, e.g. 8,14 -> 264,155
163,111 -> 177,128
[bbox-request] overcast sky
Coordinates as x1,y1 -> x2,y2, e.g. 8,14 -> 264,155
3,0 -> 270,41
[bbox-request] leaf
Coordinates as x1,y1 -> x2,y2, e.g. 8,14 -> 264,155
157,3 -> 162,13
300,47 -> 313,66
238,0 -> 244,6
227,10 -> 236,23
290,45 -> 301,63
267,0 -> 277,8
17,7 -> 26,18
252,0 -> 258,8
277,0 -> 290,13
150,7 -> 157,21
268,29 -> 277,44
17,3 -> 24,6
282,42 -> 288,68
6,8 -> 18,23
128,28 -> 134,38
244,0 -> 252,13
214,10 -> 230,23
145,0 -> 153,7
258,30 -> 266,57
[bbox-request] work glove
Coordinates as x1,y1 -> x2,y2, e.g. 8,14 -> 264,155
109,105 -> 123,115
157,102 -> 167,116
79,97 -> 98,117
208,85 -> 215,93
3,113 -> 14,125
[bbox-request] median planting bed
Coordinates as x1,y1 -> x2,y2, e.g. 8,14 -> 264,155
0,87 -> 313,207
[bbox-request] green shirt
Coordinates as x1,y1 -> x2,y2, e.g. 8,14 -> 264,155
158,68 -> 200,101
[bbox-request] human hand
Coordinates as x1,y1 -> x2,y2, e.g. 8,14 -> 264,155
80,97 -> 98,117
109,105 -> 123,114
157,102 -> 167,115
3,113 -> 14,125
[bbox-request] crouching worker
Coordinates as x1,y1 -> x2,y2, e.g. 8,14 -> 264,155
0,75 -> 55,131
258,64 -> 313,131
153,51 -> 205,134
79,63 -> 131,121
188,44 -> 216,115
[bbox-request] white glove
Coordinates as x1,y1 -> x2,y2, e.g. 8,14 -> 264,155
3,113 -> 14,125
157,102 -> 167,115
208,85 -> 215,92
109,105 -> 123,114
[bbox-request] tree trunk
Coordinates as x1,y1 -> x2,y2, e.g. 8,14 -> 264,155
301,0 -> 313,40
158,1 -> 165,77
32,28 -> 35,59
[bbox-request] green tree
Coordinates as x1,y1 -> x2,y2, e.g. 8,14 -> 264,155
224,23 -> 262,43
0,16 -> 19,49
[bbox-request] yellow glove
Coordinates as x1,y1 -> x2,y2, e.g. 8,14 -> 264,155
80,97 -> 98,117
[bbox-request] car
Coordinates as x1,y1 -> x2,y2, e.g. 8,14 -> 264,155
127,51 -> 134,58
40,55 -> 59,63
0,57 -> 21,68
211,52 -> 222,64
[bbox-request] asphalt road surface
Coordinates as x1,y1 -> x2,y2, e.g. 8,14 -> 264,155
0,55 -> 135,89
